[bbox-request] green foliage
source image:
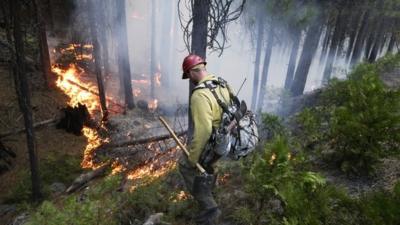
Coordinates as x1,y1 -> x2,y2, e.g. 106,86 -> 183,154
4,153 -> 82,203
261,113 -> 288,140
357,182 -> 400,225
295,54 -> 400,175
27,175 -> 121,225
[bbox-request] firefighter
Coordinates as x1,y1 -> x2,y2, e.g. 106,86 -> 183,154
178,54 -> 232,225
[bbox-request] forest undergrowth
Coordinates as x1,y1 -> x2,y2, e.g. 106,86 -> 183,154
5,54 -> 400,225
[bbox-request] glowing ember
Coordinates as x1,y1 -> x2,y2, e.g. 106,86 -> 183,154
132,79 -> 150,85
133,88 -> 141,97
155,73 -> 161,87
127,160 -> 176,191
172,190 -> 190,202
148,99 -> 158,111
269,153 -> 276,165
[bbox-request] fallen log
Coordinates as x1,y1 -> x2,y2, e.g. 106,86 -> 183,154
66,162 -> 111,194
102,130 -> 187,148
0,118 -> 58,138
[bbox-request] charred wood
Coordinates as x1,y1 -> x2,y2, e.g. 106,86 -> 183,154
66,162 -> 111,194
0,141 -> 16,174
56,103 -> 96,136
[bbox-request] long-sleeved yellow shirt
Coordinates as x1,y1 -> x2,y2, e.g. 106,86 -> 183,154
188,74 -> 232,164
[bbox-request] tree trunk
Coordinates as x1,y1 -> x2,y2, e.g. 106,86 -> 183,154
322,10 -> 345,84
250,16 -> 264,111
350,11 -> 370,66
368,20 -> 386,62
284,29 -> 301,91
116,0 -> 135,109
88,0 -> 108,120
45,0 -> 54,30
150,0 -> 157,99
33,0 -> 53,89
256,24 -> 274,113
99,0 -> 110,77
188,0 -> 210,141
290,20 -> 323,97
387,33 -> 396,53
160,0 -> 174,89
345,11 -> 363,63
11,0 -> 42,202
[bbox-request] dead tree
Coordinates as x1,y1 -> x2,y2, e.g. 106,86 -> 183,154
33,0 -> 53,88
116,0 -> 135,109
10,0 -> 42,201
88,0 -> 108,120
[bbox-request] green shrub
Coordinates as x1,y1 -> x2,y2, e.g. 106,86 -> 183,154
261,113 -> 288,140
27,175 -> 121,225
295,54 -> 400,175
4,153 -> 82,203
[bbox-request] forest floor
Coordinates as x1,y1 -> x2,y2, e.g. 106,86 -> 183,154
0,61 -> 399,225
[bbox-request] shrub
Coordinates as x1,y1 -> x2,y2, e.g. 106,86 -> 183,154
295,54 -> 400,175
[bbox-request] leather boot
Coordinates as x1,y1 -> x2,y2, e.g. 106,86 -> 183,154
195,207 -> 221,225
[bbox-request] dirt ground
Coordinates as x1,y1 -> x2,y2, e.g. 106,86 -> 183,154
0,65 -> 88,202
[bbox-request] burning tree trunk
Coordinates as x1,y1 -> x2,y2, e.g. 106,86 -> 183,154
284,28 -> 301,91
116,0 -> 135,109
88,0 -> 108,120
33,0 -> 53,89
150,0 -> 157,99
256,23 -> 275,113
250,14 -> 264,111
11,0 -> 42,201
290,18 -> 323,97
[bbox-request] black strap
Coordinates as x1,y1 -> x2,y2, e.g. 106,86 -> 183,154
204,82 -> 231,115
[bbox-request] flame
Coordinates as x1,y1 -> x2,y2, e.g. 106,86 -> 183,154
52,64 -> 100,114
81,127 -> 102,169
171,190 -> 190,202
155,73 -> 161,87
148,99 -> 158,111
133,88 -> 141,97
132,79 -> 150,85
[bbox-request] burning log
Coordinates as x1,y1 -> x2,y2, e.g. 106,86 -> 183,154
66,161 -> 111,194
60,75 -> 124,113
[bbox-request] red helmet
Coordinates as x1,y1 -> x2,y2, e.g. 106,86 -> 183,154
181,54 -> 206,79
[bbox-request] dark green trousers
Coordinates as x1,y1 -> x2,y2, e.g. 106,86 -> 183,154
178,155 -> 218,211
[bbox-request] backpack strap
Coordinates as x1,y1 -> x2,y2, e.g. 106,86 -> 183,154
203,81 -> 231,115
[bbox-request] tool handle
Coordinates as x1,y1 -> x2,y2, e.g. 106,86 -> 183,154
158,116 -> 206,174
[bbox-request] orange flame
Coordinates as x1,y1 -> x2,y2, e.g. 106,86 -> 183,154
148,99 -> 158,111
52,64 -> 100,114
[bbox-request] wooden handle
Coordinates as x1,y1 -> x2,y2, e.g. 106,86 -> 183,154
158,116 -> 206,174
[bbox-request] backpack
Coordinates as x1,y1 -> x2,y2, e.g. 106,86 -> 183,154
193,77 -> 259,160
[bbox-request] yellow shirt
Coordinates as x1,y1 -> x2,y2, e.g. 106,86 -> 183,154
188,74 -> 232,164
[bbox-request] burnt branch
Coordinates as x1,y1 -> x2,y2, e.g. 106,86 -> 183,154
178,0 -> 246,56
